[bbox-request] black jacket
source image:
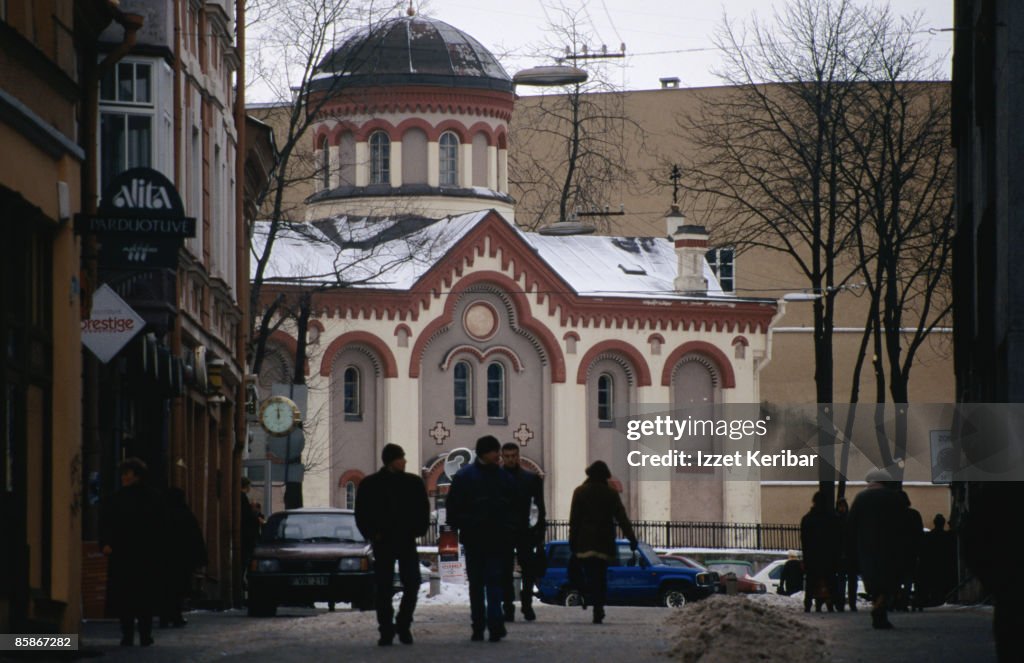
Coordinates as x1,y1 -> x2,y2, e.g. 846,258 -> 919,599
800,507 -> 841,575
355,467 -> 430,544
504,466 -> 546,536
568,478 -> 636,559
445,460 -> 517,549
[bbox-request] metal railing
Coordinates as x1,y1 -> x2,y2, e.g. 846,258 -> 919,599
419,519 -> 800,551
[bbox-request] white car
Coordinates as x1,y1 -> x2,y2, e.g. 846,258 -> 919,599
751,558 -> 867,601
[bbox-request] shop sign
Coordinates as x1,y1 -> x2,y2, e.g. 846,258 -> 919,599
81,284 -> 145,363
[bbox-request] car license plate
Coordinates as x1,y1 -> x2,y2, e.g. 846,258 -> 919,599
290,575 -> 328,587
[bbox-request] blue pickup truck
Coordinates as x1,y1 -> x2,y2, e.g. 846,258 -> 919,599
536,539 -> 717,608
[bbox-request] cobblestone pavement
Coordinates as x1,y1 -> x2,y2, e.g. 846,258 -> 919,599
70,601 -> 996,663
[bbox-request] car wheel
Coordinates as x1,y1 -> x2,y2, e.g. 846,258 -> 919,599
661,587 -> 687,609
563,589 -> 583,607
247,597 -> 277,617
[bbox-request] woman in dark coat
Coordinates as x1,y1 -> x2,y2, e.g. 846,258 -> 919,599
160,487 -> 207,627
800,490 -> 841,612
100,458 -> 165,647
568,461 -> 637,624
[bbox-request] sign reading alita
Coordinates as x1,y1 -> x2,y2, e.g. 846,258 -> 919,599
75,168 -> 195,268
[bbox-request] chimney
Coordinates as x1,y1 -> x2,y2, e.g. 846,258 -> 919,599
666,205 -> 708,293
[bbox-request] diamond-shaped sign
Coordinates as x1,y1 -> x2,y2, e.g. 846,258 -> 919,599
81,284 -> 145,363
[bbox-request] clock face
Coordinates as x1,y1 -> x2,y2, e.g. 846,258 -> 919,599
260,396 -> 299,436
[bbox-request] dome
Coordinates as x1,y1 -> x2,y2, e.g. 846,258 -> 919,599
312,16 -> 512,92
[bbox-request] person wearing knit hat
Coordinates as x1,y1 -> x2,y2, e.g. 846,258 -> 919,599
355,443 -> 429,647
446,435 -> 517,642
847,466 -> 908,629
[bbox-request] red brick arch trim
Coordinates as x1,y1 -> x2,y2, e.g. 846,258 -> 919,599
496,129 -> 508,149
647,333 -> 666,345
575,340 -> 652,387
395,117 -> 434,140
408,271 -> 566,382
327,121 -> 359,145
319,331 -> 398,378
563,331 -> 580,342
355,119 -> 399,142
337,469 -> 366,488
731,335 -> 749,347
440,345 -> 526,373
466,121 -> 498,146
269,330 -> 309,376
394,323 -> 412,338
660,341 -> 736,388
432,119 -> 470,143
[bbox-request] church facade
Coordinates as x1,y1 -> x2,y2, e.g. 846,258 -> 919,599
252,14 -> 777,522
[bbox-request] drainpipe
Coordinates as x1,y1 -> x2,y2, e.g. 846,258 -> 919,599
756,299 -> 788,380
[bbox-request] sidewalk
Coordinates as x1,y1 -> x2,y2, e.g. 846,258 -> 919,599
806,605 -> 996,663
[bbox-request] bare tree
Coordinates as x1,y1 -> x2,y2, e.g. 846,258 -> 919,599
509,2 -> 644,231
679,0 -> 953,500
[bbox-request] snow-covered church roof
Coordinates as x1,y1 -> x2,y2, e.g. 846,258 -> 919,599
252,210 -> 752,302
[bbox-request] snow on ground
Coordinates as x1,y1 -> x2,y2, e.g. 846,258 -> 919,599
667,595 -> 829,663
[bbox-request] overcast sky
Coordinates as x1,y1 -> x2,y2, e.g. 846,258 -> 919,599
417,0 -> 954,91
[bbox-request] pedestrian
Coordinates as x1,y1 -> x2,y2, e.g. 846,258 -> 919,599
355,443 -> 430,646
800,490 -> 840,612
568,460 -> 637,625
445,435 -> 517,642
834,497 -> 858,611
500,442 -> 547,623
160,487 -> 207,628
916,514 -> 956,608
846,468 -> 908,629
777,550 -> 804,596
240,477 -> 260,578
897,492 -> 924,611
100,457 -> 165,647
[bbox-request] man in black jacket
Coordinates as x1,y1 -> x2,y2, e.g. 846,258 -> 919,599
501,442 -> 546,622
446,435 -> 517,642
355,443 -> 430,647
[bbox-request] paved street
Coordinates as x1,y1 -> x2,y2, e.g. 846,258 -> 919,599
68,599 -> 996,663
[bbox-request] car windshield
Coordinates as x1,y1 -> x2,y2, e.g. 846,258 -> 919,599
638,542 -> 660,564
262,512 -> 365,543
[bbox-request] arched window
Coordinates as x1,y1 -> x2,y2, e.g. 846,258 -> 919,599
345,481 -> 356,509
486,362 -> 505,420
454,360 -> 473,419
597,373 -> 614,422
439,131 -> 459,186
343,366 -> 361,417
320,136 -> 330,189
369,131 -> 390,184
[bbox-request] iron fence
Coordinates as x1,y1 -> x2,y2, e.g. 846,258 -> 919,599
419,519 -> 800,551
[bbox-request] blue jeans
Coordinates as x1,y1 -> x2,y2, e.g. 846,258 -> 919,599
464,544 -> 508,633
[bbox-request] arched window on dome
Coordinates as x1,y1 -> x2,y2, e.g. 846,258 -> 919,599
369,131 -> 390,185
486,361 -> 505,421
439,131 -> 459,186
319,135 -> 330,190
454,360 -> 473,420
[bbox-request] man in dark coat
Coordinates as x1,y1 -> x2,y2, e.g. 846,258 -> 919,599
445,435 -> 517,642
100,458 -> 165,647
897,492 -> 924,611
778,551 -> 804,596
800,490 -> 841,612
847,469 -> 908,629
160,487 -> 206,628
240,477 -> 260,577
569,460 -> 637,625
355,443 -> 430,646
500,442 -> 546,623
916,513 -> 957,608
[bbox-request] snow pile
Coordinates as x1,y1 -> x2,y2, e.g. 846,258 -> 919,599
667,595 -> 828,663
415,579 -> 470,606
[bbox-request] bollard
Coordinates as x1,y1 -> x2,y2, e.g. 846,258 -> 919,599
429,571 -> 441,597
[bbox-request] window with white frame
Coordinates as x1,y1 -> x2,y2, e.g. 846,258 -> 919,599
345,481 -> 356,509
99,61 -> 154,194
597,373 -> 614,423
705,247 -> 735,293
454,360 -> 473,419
343,366 -> 361,418
486,362 -> 505,420
369,131 -> 390,185
439,131 -> 459,186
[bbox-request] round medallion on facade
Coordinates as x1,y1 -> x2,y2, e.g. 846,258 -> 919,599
463,302 -> 499,341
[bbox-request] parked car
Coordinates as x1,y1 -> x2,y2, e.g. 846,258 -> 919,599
704,559 -> 767,594
247,508 -> 375,617
750,558 -> 787,593
537,540 -> 717,608
659,554 -> 722,591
